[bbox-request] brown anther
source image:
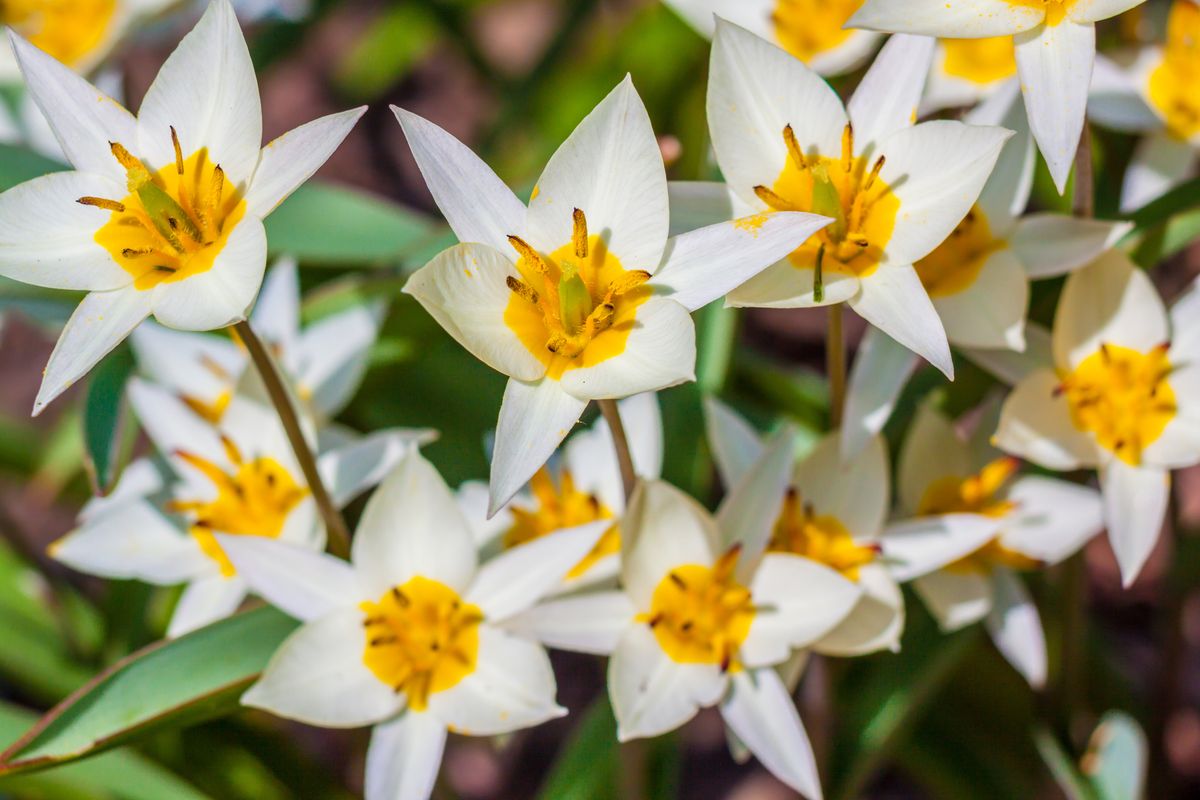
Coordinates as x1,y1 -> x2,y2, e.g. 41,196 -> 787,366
391,587 -> 410,607
753,184 -> 802,212
506,275 -> 540,304
109,141 -> 142,172
369,635 -> 397,647
668,571 -> 687,590
841,124 -> 854,172
647,613 -> 664,628
507,235 -> 550,274
78,196 -> 125,213
170,126 -> 184,175
864,155 -> 886,190
1100,343 -> 1112,363
120,247 -> 155,257
572,207 -> 589,259
609,270 -> 651,296
152,265 -> 177,273
782,124 -> 807,170
211,165 -> 225,212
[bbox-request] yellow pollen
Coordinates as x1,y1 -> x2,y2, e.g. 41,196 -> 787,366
770,0 -> 864,63
360,577 -> 482,711
940,36 -> 1018,85
1004,0 -> 1079,27
917,457 -> 1021,519
503,209 -> 652,379
504,466 -> 620,580
945,538 -> 1042,575
768,488 -> 877,580
914,205 -> 1004,298
2,0 -> 117,69
1058,343 -> 1176,466
1147,1 -> 1200,141
639,546 -> 755,672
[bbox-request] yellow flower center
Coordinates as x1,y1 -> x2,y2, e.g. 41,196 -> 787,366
504,466 -> 620,580
503,208 -> 652,380
2,0 -> 117,69
917,457 -> 1020,518
1004,0 -> 1079,26
945,538 -> 1042,575
166,438 -> 309,578
360,577 -> 483,711
1059,343 -> 1176,465
79,132 -> 247,291
755,124 -> 900,298
1147,1 -> 1200,140
770,0 -> 864,63
914,205 -> 1004,298
768,488 -> 877,580
940,36 -> 1018,85
640,546 -> 754,671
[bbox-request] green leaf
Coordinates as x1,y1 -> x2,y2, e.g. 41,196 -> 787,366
1082,712 -> 1147,800
1034,723 -> 1099,800
0,142 -> 67,190
83,345 -> 135,494
1125,175 -> 1200,231
333,4 -> 440,101
0,607 -> 300,777
536,697 -> 618,800
263,181 -> 442,266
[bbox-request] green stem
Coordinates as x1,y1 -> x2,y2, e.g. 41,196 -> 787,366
827,303 -> 846,429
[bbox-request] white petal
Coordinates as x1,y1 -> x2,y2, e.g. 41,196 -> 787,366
250,257 -> 300,352
847,34 -> 935,152
743,554 -> 862,666
526,76 -> 668,269
994,368 -> 1100,470
216,535 -> 357,622
847,0 -> 1045,36
796,431 -> 890,540
880,119 -> 1013,266
1100,460 -> 1168,588
242,607 -> 403,727
295,302 -> 387,418
130,321 -> 242,401
609,624 -> 724,741
426,625 -> 564,736
489,378 -> 587,514
51,501 -> 207,584
840,327 -> 917,462
137,0 -> 262,187
883,514 -> 1004,582
8,31 -> 137,181
703,396 -> 764,490
352,449 -> 478,597
1171,279 -> 1200,363
127,378 -> 226,481
1009,214 -> 1131,279
725,259 -> 861,309
1053,249 -> 1169,370
618,392 -> 665,479
661,0 -> 773,40
912,569 -> 993,630
666,181 -> 753,236
245,107 -> 366,218
150,215 -> 268,330
506,591 -> 635,655
653,211 -> 833,312
999,475 -> 1103,564
816,562 -> 905,656
457,480 -> 513,547
560,392 -> 663,513
319,428 -> 434,508
1014,18 -> 1095,193
1120,131 -> 1197,213
721,668 -> 823,800
897,402 -> 972,515
851,264 -> 952,378
1068,0 -> 1149,23
1143,366 -> 1200,469
808,30 -> 884,77
0,172 -> 131,290
465,520 -> 610,621
718,426 -> 798,571
621,479 -> 718,609
402,243 -> 545,382
36,287 -> 153,414
393,107 -> 525,253
556,296 -> 697,400
961,321 -> 1054,386
1088,53 -> 1160,134
364,712 -> 446,800
78,457 -> 166,521
167,575 -> 246,637
985,568 -> 1047,688
933,247 -> 1029,350
969,82 -> 1036,232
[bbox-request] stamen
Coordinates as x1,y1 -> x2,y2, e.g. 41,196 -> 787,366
572,208 -> 589,259
507,235 -> 550,274
506,276 -> 539,304
782,124 -> 807,170
841,124 -> 854,173
864,156 -> 886,190
78,196 -> 125,213
219,434 -> 243,466
607,270 -> 651,296
109,141 -> 142,172
813,243 -> 825,303
170,126 -> 185,175
754,185 -> 802,212
120,247 -> 156,257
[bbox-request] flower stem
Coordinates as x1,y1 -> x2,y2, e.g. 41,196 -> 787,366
1074,123 -> 1094,220
827,303 -> 847,429
234,320 -> 350,558
597,398 -> 638,501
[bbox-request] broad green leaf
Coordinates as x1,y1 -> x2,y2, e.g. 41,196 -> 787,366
334,4 -> 440,101
83,345 -> 135,493
536,697 -> 618,800
1082,712 -> 1147,800
0,607 -> 300,777
1126,175 -> 1200,231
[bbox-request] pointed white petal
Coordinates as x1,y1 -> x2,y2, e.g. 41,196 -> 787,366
77,457 -> 166,521
618,392 -> 664,479
319,428 -> 434,508
51,501 -> 207,584
137,0 -> 262,186
851,264 -> 953,378
718,426 -> 797,571
1142,365 -> 1200,469
897,403 -> 972,515
961,322 -> 1054,385
1100,460 -> 1168,588
489,378 -> 587,514
1009,215 -> 1131,279
506,591 -> 635,655
364,712 -> 446,800
883,514 -> 1004,582
985,568 -> 1047,688
1120,131 -> 1197,213
661,0 -> 773,39
167,575 -> 246,637
847,34 -> 935,152
796,431 -> 890,541
933,247 -> 1029,350
1000,475 -> 1103,565
245,107 -> 366,217
243,607 -> 404,726
725,259 -> 861,309
840,328 -> 917,462
457,480 -> 513,546
808,30 -> 884,77
994,368 -> 1099,470
1170,275 -> 1200,358
1068,0 -> 1150,23
295,302 -> 387,418
621,479 -> 718,609
704,396 -> 765,490
816,562 -> 905,657
216,535 -> 357,622
912,569 -> 993,630
666,181 -> 753,236
969,82 -> 1036,233
848,0 -> 1045,36
127,379 -> 226,484
526,76 -> 668,268
129,321 -> 242,401
721,668 -> 823,800
36,288 -> 153,414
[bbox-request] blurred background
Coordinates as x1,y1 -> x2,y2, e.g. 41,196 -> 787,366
1,1 -> 1199,798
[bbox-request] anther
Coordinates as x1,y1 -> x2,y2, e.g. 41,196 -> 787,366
841,124 -> 854,173
864,156 -> 886,190
572,207 -> 589,259
668,572 -> 687,590
78,196 -> 125,213
782,124 -> 807,170
506,275 -> 539,304
170,126 -> 184,175
753,185 -> 801,212
120,247 -> 155,257
109,141 -> 142,172
369,635 -> 398,647
507,235 -> 550,274
391,587 -> 410,607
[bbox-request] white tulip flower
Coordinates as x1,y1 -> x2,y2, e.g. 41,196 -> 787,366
220,450 -> 609,800
0,0 -> 366,414
399,76 -> 831,514
849,0 -> 1150,192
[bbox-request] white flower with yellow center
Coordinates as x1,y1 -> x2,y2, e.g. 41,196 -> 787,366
994,250 -> 1200,585
217,450 -> 609,800
922,36 -> 1019,113
700,21 -> 1011,377
459,392 -> 663,591
1088,0 -> 1200,210
899,403 -> 1103,687
399,76 -> 831,514
661,0 -> 881,76
49,379 -> 430,636
130,258 -> 386,426
0,0 -> 366,414
849,0 -> 1149,192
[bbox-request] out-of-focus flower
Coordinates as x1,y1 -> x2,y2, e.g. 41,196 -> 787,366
661,0 -> 881,77
697,22 -> 1010,378
899,402 -> 1103,687
995,250 -> 1200,585
459,392 -> 663,591
850,0 -> 1149,192
49,380 -> 430,636
922,35 -> 1018,114
399,76 -> 830,515
0,0 -> 365,414
130,258 -> 386,427
221,450 -> 609,800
